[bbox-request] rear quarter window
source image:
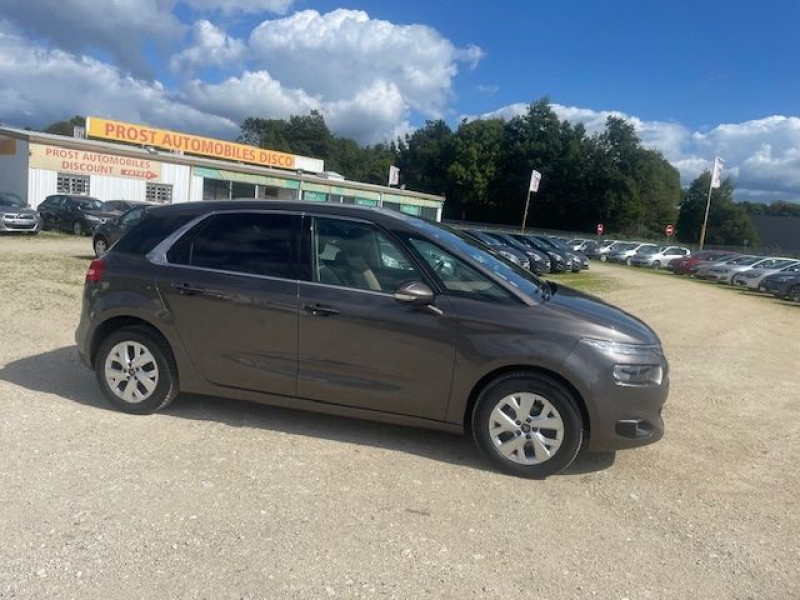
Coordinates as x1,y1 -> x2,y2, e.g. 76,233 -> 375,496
112,213 -> 196,256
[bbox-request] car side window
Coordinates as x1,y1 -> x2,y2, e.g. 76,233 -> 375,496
408,237 -> 515,303
168,212 -> 299,279
311,217 -> 421,293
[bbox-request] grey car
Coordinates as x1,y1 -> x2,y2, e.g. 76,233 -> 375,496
629,246 -> 691,269
76,201 -> 668,478
0,192 -> 41,234
607,242 -> 659,265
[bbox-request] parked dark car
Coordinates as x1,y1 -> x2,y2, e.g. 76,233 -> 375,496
76,201 -> 668,478
92,204 -> 156,256
770,273 -> 800,302
534,236 -> 587,271
0,191 -> 41,234
509,234 -> 572,273
102,200 -> 153,217
38,194 -> 116,235
479,231 -> 551,275
463,230 -> 531,271
758,264 -> 800,295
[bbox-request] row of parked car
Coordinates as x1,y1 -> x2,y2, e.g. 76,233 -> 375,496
579,238 -> 800,303
460,229 -> 590,276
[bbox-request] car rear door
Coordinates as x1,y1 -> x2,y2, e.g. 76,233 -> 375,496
156,210 -> 301,396
296,215 -> 457,420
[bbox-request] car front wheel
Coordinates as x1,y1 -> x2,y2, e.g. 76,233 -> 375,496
788,285 -> 800,303
472,372 -> 584,478
95,326 -> 179,415
653,260 -> 661,269
73,220 -> 86,236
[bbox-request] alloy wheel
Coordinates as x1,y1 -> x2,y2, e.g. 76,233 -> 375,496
488,392 -> 564,465
94,237 -> 108,257
104,341 -> 160,404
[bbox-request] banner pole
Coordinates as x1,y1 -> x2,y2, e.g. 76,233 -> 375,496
699,175 -> 714,250
521,190 -> 531,233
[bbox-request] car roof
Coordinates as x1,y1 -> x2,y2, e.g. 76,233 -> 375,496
144,200 -> 428,232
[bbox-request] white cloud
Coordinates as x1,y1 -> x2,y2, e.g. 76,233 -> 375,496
468,102 -> 800,203
0,0 -> 183,76
0,21 -> 236,138
170,20 -> 246,75
476,84 -> 499,95
248,9 -> 482,118
182,0 -> 295,15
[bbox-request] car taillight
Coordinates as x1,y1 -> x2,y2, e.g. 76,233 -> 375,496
86,258 -> 106,282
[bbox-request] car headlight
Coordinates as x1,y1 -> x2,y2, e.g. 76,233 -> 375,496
581,339 -> 665,386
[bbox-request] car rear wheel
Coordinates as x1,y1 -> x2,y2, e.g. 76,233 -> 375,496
95,326 -> 179,415
625,257 -> 632,266
472,372 -> 584,478
93,236 -> 109,257
788,285 -> 800,303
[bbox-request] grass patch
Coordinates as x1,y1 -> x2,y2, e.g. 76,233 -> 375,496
545,271 -> 617,294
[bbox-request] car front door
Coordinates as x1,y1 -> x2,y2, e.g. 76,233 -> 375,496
156,211 -> 301,396
296,216 -> 457,420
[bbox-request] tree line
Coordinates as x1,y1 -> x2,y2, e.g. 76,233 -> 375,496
40,101 -> 790,246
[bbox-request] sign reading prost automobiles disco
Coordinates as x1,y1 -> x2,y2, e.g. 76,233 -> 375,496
86,117 -> 324,173
30,144 -> 163,181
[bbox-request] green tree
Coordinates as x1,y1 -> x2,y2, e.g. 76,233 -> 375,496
446,118 -> 505,219
42,115 -> 85,136
238,117 -> 291,152
676,171 -> 759,246
396,120 -> 454,197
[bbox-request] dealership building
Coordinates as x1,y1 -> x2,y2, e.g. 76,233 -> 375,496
0,117 -> 445,220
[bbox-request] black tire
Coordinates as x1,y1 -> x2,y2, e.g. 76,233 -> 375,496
93,236 -> 109,257
599,255 -> 607,262
94,326 -> 179,415
625,257 -> 632,266
789,285 -> 800,303
653,260 -> 661,270
471,372 -> 584,478
73,220 -> 86,236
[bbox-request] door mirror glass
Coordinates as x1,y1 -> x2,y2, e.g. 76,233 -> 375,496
394,281 -> 434,306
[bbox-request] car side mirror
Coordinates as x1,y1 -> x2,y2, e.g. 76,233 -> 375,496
394,281 -> 435,306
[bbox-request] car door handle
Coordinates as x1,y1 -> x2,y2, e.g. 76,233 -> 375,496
171,282 -> 223,298
303,303 -> 340,316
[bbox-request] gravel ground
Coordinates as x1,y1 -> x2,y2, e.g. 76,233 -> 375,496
1,236 -> 798,599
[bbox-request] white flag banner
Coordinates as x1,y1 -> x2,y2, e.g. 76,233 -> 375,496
711,156 -> 724,189
388,165 -> 400,186
529,169 -> 542,193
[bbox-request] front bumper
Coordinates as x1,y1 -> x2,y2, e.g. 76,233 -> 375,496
562,343 -> 669,452
0,214 -> 41,232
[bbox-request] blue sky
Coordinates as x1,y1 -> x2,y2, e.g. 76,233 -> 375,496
1,0 -> 799,202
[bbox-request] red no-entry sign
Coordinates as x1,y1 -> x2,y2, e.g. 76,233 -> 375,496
596,223 -> 604,236
665,224 -> 675,236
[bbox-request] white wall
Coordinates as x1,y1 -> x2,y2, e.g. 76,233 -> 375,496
189,174 -> 204,203
0,139 -> 30,203
28,168 -> 58,209
161,163 -> 191,203
90,175 -> 145,202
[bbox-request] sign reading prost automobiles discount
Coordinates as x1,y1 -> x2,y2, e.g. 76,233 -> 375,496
30,144 -> 162,181
86,117 -> 324,173
665,224 -> 675,236
597,223 -> 604,235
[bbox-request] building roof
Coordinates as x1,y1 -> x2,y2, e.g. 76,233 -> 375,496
0,126 -> 444,204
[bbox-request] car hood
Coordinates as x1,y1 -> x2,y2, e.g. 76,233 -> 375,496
544,283 -> 660,345
0,206 -> 37,216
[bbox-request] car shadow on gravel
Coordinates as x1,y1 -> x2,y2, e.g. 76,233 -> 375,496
0,346 -> 615,477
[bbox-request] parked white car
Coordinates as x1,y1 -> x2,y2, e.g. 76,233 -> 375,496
707,256 -> 788,284
732,259 -> 800,289
630,245 -> 691,269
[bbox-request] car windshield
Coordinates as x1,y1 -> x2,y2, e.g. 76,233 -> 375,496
0,192 -> 26,208
615,243 -> 638,251
415,222 -> 549,301
74,197 -> 104,210
729,256 -> 759,265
